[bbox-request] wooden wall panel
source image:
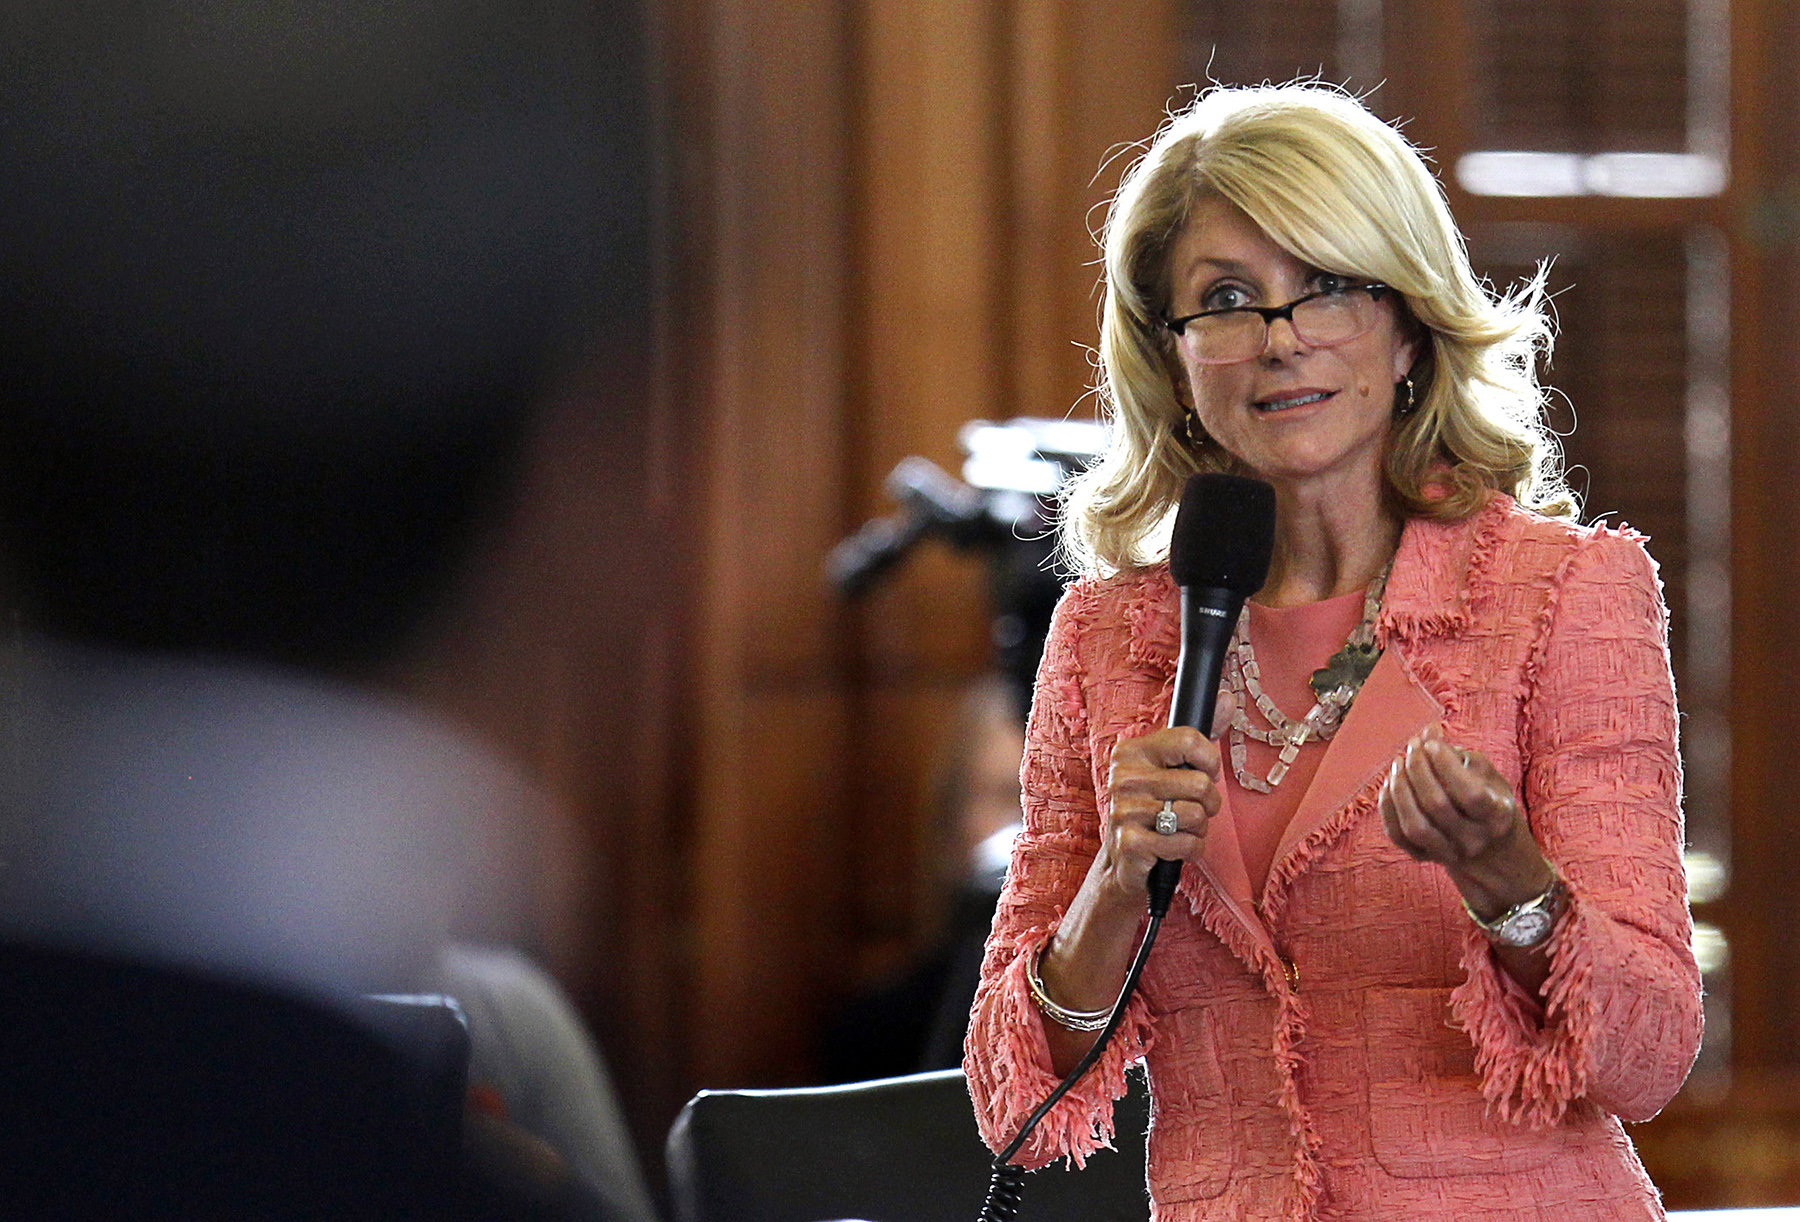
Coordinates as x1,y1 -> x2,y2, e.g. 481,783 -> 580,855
682,0 -> 857,1090
1003,0 -> 1075,427
851,684 -> 978,967
1729,0 -> 1800,1081
1180,0 -> 1343,97
856,0 -> 1008,662
1469,0 -> 1690,151
1010,0 -> 1183,427
1055,0 -> 1184,401
848,0 -> 1011,977
690,688 -> 853,1084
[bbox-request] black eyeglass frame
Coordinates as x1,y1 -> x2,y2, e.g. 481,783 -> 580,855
1162,282 -> 1394,349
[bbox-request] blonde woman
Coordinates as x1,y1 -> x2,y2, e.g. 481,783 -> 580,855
964,84 -> 1700,1220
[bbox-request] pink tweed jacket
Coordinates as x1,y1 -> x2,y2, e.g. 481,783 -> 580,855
965,495 -> 1702,1221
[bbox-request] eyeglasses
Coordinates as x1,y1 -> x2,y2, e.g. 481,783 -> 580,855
1163,283 -> 1393,365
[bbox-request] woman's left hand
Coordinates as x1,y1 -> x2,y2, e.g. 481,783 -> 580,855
1378,724 -> 1555,922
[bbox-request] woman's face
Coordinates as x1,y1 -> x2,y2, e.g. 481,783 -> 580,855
1165,195 -> 1418,497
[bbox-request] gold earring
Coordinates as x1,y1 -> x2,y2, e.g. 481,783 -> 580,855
1182,413 -> 1207,448
1395,376 -> 1417,417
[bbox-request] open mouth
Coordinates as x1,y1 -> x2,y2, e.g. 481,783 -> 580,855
1254,389 -> 1334,413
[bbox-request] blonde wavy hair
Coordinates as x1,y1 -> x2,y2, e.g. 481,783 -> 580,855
1063,83 -> 1574,577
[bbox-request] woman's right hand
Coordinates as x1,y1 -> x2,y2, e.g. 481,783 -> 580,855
1034,703 -> 1232,1070
1094,721 -> 1228,904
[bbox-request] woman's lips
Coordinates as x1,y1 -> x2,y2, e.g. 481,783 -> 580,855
1253,388 -> 1335,413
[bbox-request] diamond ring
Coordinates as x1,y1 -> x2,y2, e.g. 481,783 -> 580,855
1155,800 -> 1179,836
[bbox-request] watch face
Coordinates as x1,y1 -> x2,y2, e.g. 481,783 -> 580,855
1498,907 -> 1554,948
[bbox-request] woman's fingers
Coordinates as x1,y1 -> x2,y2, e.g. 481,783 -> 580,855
1146,797 -> 1206,836
1380,729 -> 1525,866
1401,738 -> 1494,859
1423,737 -> 1524,852
1106,791 -> 1208,885
1110,759 -> 1219,814
1109,765 -> 1219,840
1112,723 -> 1223,776
1108,728 -> 1223,820
1129,816 -> 1205,863
1102,727 -> 1228,885
1399,737 -> 1453,810
1381,758 -> 1460,862
1378,777 -> 1426,859
1425,740 -> 1517,825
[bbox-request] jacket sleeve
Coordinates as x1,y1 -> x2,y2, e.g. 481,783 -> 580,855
962,581 -> 1154,1169
1450,528 -> 1703,1126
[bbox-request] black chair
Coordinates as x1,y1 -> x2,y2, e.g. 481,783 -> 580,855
0,940 -> 473,1221
666,1066 -> 1150,1222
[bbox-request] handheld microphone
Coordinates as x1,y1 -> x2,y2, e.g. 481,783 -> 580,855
1147,473 -> 1276,916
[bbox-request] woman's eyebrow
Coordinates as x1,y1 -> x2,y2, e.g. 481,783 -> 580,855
1179,254 -> 1257,281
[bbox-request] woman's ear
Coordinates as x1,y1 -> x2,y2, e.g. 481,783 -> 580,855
1164,353 -> 1195,412
1391,313 -> 1426,383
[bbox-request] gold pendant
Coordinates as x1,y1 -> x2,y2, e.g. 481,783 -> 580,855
1309,641 -> 1380,701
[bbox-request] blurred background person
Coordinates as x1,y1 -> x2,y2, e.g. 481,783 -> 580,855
819,671 -> 1025,1081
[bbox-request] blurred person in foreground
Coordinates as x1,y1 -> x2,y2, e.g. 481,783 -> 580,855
964,84 -> 1701,1219
0,3 -> 655,1219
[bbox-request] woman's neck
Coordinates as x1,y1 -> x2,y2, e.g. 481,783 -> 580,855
1256,478 -> 1402,608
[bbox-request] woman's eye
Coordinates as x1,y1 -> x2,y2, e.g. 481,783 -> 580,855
1202,284 -> 1250,311
1312,273 -> 1355,296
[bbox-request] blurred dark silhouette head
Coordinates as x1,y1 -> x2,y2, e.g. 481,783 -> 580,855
0,0 -> 646,672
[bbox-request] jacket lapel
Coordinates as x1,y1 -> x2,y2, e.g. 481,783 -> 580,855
1198,783 -> 1256,912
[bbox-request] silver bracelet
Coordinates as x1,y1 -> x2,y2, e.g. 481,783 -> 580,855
1025,948 -> 1113,1032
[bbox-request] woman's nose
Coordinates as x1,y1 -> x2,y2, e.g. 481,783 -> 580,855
1260,314 -> 1307,360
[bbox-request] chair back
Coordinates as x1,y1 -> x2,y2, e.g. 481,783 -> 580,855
666,1066 -> 1149,1222
0,941 -> 471,1220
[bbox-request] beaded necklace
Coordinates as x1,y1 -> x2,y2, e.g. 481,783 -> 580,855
1225,562 -> 1390,793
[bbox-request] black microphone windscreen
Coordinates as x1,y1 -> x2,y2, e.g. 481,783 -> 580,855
1168,473 -> 1276,594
